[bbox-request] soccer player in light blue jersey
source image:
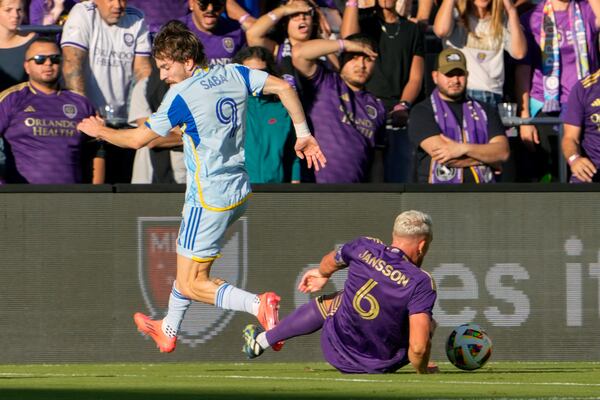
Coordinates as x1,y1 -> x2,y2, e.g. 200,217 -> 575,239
78,21 -> 326,353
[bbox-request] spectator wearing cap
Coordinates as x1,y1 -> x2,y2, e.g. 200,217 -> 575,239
0,37 -> 99,183
408,48 -> 509,183
184,0 -> 255,66
292,34 -> 386,183
60,0 -> 152,183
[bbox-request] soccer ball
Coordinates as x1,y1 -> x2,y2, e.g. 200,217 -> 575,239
445,323 -> 492,371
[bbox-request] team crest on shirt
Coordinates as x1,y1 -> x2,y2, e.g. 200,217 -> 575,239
434,164 -> 457,182
63,104 -> 78,119
222,37 -> 235,53
366,105 -> 378,120
137,216 -> 248,347
124,33 -> 135,47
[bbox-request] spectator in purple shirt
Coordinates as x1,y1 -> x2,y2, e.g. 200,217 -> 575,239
242,210 -> 438,374
127,0 -> 189,36
0,37 -> 98,183
515,0 -> 600,182
184,0 -> 255,65
562,69 -> 600,182
292,34 -> 386,182
28,0 -> 78,25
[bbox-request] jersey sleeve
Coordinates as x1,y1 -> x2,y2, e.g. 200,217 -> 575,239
144,87 -> 182,137
134,17 -> 152,57
562,81 -> 586,127
60,3 -> 91,51
232,64 -> 269,97
0,91 -> 14,136
407,273 -> 437,316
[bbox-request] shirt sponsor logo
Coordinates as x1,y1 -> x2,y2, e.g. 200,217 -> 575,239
24,105 -> 36,112
124,33 -> 135,47
222,37 -> 235,53
591,98 -> 600,107
63,104 -> 78,119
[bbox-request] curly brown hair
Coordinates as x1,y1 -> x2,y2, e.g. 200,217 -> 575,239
152,20 -> 207,66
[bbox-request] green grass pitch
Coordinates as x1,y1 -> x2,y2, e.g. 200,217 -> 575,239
1,362 -> 599,399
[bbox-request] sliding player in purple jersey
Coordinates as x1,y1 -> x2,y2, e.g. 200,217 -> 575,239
242,210 -> 438,374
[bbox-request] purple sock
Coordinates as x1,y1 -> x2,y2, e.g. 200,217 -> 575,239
265,299 -> 325,345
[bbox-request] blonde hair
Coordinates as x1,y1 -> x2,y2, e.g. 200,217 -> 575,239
456,0 -> 504,45
393,210 -> 433,238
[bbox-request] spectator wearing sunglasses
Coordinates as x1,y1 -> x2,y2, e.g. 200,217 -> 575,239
0,37 -> 99,184
184,0 -> 255,66
246,0 -> 333,98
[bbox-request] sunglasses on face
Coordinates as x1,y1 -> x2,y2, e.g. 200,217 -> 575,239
197,0 -> 225,11
27,54 -> 62,65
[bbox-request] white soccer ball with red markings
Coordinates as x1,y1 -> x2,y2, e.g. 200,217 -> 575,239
446,323 -> 492,371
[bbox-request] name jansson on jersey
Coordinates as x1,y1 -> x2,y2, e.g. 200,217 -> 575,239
358,249 -> 410,287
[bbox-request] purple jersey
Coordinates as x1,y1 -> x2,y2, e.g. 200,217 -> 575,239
127,0 -> 189,34
563,69 -> 600,182
0,83 -> 95,183
521,0 -> 599,107
321,236 -> 437,374
306,65 -> 385,183
184,14 -> 246,66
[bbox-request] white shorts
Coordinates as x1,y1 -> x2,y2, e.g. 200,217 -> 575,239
176,202 -> 248,262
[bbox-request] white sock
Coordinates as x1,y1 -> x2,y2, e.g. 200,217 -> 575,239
256,331 -> 270,349
215,283 -> 258,315
162,282 -> 191,338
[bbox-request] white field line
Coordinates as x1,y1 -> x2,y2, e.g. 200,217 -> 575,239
1,372 -> 600,388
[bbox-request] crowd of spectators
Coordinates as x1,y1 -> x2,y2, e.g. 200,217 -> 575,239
1,0 -> 600,184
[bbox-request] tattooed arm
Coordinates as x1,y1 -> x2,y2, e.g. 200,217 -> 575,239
62,46 -> 87,95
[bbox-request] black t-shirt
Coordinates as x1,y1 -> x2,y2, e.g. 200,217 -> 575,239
408,97 -> 506,183
359,10 -> 424,111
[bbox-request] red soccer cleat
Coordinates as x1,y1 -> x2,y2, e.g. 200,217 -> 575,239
256,292 -> 284,351
133,312 -> 176,353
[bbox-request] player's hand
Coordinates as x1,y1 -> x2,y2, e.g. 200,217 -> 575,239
519,124 -> 539,152
570,156 -> 597,182
431,135 -> 467,164
298,268 -> 329,293
283,0 -> 313,16
343,40 -> 378,59
427,362 -> 440,374
77,116 -> 106,138
295,135 -> 327,171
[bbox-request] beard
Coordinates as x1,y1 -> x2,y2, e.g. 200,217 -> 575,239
439,84 -> 465,101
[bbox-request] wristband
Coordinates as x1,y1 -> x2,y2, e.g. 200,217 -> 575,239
345,1 -> 358,7
393,101 -> 411,111
267,11 -> 278,21
338,39 -> 345,53
568,154 -> 580,166
239,13 -> 250,24
294,121 -> 312,138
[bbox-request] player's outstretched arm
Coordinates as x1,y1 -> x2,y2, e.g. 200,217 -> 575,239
77,116 -> 160,149
298,250 -> 345,293
262,75 -> 326,170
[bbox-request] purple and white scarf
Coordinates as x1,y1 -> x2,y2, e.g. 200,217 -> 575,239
429,89 -> 495,184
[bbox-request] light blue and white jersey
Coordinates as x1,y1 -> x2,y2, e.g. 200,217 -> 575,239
146,64 -> 269,210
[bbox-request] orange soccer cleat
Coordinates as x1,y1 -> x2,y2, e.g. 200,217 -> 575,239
133,312 -> 176,353
256,292 -> 284,351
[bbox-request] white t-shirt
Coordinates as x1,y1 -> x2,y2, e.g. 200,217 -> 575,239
444,13 -> 514,95
61,1 -> 151,119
